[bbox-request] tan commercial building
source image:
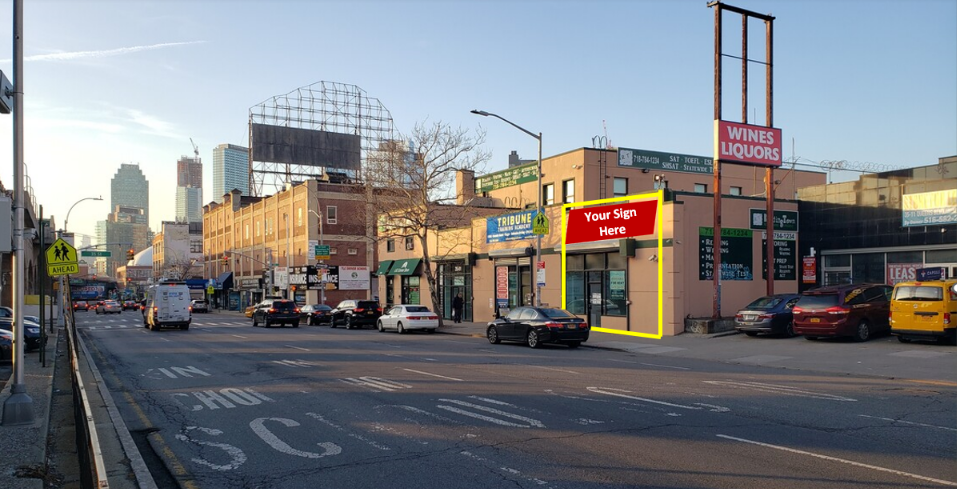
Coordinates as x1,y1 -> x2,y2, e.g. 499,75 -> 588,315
377,147 -> 826,336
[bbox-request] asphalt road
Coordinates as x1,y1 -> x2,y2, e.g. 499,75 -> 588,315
75,310 -> 957,489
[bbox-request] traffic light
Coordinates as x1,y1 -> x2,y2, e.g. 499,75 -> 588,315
127,248 -> 135,261
222,253 -> 230,265
290,285 -> 297,292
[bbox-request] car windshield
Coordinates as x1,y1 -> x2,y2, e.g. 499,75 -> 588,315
273,301 -> 296,310
405,306 -> 430,313
797,294 -> 840,309
744,296 -> 783,310
540,308 -> 575,318
893,286 -> 943,301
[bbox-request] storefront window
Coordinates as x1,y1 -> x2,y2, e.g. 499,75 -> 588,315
886,251 -> 923,264
564,253 -> 626,319
401,276 -> 420,304
438,262 -> 471,322
567,271 -> 585,314
851,253 -> 884,284
927,249 -> 957,263
825,255 -> 850,267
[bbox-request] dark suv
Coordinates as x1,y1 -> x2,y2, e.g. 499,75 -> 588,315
330,300 -> 382,329
792,283 -> 893,342
252,300 -> 301,328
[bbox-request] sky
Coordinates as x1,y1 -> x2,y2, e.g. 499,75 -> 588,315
0,0 -> 953,242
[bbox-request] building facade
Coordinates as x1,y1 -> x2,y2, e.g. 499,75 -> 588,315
176,155 -> 203,223
212,143 -> 250,204
152,221 -> 203,282
110,163 -> 150,227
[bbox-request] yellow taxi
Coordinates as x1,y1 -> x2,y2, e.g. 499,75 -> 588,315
890,279 -> 957,345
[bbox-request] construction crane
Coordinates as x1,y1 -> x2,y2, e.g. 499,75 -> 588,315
189,138 -> 199,158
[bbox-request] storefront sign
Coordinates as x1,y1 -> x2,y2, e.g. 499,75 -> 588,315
902,189 -> 957,226
714,120 -> 783,167
698,227 -> 754,281
274,267 -> 288,288
496,266 -> 508,307
475,163 -> 538,192
917,267 -> 945,281
802,256 -> 817,284
338,266 -> 370,290
617,147 -> 713,175
239,278 -> 260,289
321,265 -> 339,290
750,209 -> 799,231
564,200 -> 658,245
762,236 -> 796,281
487,210 -> 537,243
887,263 -> 922,285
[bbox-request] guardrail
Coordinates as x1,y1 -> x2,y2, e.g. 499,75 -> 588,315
64,282 -> 111,488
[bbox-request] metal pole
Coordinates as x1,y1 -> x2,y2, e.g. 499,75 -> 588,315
319,207 -> 325,305
711,3 -> 723,319
535,133 -> 542,307
3,0 -> 34,425
38,206 -> 44,367
765,17 -> 775,296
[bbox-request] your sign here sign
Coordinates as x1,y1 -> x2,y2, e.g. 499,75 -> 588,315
564,200 -> 657,245
714,120 -> 782,167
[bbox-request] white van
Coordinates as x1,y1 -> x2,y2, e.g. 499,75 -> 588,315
144,281 -> 192,331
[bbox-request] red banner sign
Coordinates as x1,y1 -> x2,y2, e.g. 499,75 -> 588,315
887,263 -> 921,285
802,256 -> 816,284
715,120 -> 782,167
565,200 -> 657,245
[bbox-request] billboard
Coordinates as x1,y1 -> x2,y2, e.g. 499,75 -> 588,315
251,123 -> 361,170
902,189 -> 957,227
714,120 -> 782,167
486,210 -> 536,243
617,148 -> 712,175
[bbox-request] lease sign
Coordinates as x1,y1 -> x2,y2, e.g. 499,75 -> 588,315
715,120 -> 783,167
564,200 -> 657,245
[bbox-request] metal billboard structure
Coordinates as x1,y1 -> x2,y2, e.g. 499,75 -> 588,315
248,81 -> 396,197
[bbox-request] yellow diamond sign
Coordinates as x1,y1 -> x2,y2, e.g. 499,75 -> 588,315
532,212 -> 549,236
46,238 -> 79,276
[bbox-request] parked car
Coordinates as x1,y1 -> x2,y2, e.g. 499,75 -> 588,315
734,294 -> 801,337
0,317 -> 43,351
0,328 -> 12,361
377,305 -> 438,334
300,304 -> 333,326
487,306 -> 589,348
792,283 -> 893,342
330,300 -> 383,329
890,279 -> 957,345
73,300 -> 89,311
191,300 -> 209,313
251,299 -> 301,328
96,300 -> 122,314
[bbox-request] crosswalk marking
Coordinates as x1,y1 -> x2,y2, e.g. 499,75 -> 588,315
436,398 -> 545,428
339,377 -> 412,392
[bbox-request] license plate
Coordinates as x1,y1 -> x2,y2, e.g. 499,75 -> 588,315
744,315 -> 756,321
809,318 -> 820,323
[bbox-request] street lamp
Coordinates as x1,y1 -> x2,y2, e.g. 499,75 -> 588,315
308,208 -> 325,305
63,196 -> 103,235
470,109 -> 543,307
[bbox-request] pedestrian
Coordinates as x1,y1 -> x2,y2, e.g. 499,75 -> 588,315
452,292 -> 464,323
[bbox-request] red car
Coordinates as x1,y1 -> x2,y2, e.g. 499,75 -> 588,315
792,283 -> 893,342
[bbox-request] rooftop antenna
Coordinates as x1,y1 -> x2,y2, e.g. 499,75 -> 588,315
602,120 -> 612,149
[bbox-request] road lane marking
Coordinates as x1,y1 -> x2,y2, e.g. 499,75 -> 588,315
703,381 -> 858,402
639,362 -> 690,370
285,345 -> 310,351
588,387 -> 702,410
249,418 -> 341,459
907,379 -> 957,387
231,335 -> 247,339
437,399 -> 545,428
273,360 -> 318,368
530,365 -> 580,375
460,451 -> 556,489
306,413 -> 390,450
340,377 -> 412,392
858,414 -> 957,432
403,369 -> 463,381
716,434 -> 957,487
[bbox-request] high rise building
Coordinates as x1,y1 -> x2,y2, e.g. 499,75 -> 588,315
110,163 -> 149,226
175,155 -> 203,223
212,143 -> 249,204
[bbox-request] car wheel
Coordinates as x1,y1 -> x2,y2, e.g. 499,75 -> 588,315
252,317 -> 258,327
293,321 -> 299,328
487,326 -> 500,344
330,317 -> 337,328
853,321 -> 871,342
744,331 -> 759,337
377,321 -> 385,332
265,320 -> 272,328
346,316 -> 353,329
566,341 -> 581,348
181,324 -> 189,331
526,329 -> 541,349
784,321 -> 796,338
397,322 -> 406,334
897,335 -> 911,343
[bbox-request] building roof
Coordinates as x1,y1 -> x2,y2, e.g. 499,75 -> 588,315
132,246 -> 153,267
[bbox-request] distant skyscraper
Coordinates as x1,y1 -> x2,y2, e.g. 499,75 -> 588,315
212,143 -> 249,204
175,155 -> 203,223
110,163 -> 149,226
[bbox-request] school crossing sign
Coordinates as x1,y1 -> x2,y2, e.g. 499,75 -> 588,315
46,238 -> 79,276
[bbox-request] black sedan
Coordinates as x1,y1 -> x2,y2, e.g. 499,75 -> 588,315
487,306 -> 589,348
301,304 -> 333,326
734,293 -> 802,337
0,317 -> 44,351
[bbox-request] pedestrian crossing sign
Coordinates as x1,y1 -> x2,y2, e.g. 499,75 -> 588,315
532,212 -> 549,236
46,238 -> 79,276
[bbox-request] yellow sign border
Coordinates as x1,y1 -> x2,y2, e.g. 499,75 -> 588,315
561,189 -> 664,339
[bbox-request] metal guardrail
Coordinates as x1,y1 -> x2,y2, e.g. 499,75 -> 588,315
63,282 -> 110,488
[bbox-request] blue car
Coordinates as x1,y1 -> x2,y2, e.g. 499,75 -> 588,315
0,318 -> 43,351
0,329 -> 12,361
734,294 -> 802,337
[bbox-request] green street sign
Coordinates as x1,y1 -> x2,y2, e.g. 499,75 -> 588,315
315,244 -> 331,260
80,250 -> 112,257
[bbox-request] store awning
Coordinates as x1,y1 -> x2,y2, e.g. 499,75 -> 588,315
389,258 -> 422,276
214,271 -> 233,290
375,260 -> 394,275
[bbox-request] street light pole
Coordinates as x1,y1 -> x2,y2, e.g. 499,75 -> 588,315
470,109 -> 543,307
309,207 -> 325,305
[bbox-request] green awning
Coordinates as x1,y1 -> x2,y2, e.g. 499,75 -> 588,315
389,258 -> 422,276
375,260 -> 394,275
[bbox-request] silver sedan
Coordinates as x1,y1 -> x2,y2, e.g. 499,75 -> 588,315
376,305 -> 438,334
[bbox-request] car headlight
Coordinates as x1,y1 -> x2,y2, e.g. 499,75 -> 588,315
27,327 -> 39,334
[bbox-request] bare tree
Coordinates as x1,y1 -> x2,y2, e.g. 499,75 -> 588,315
369,121 -> 491,324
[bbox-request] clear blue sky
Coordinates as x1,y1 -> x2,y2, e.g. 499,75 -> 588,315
0,0 -> 953,241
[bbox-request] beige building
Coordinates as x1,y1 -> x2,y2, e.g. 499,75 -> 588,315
151,222 -> 203,282
377,147 -> 826,336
